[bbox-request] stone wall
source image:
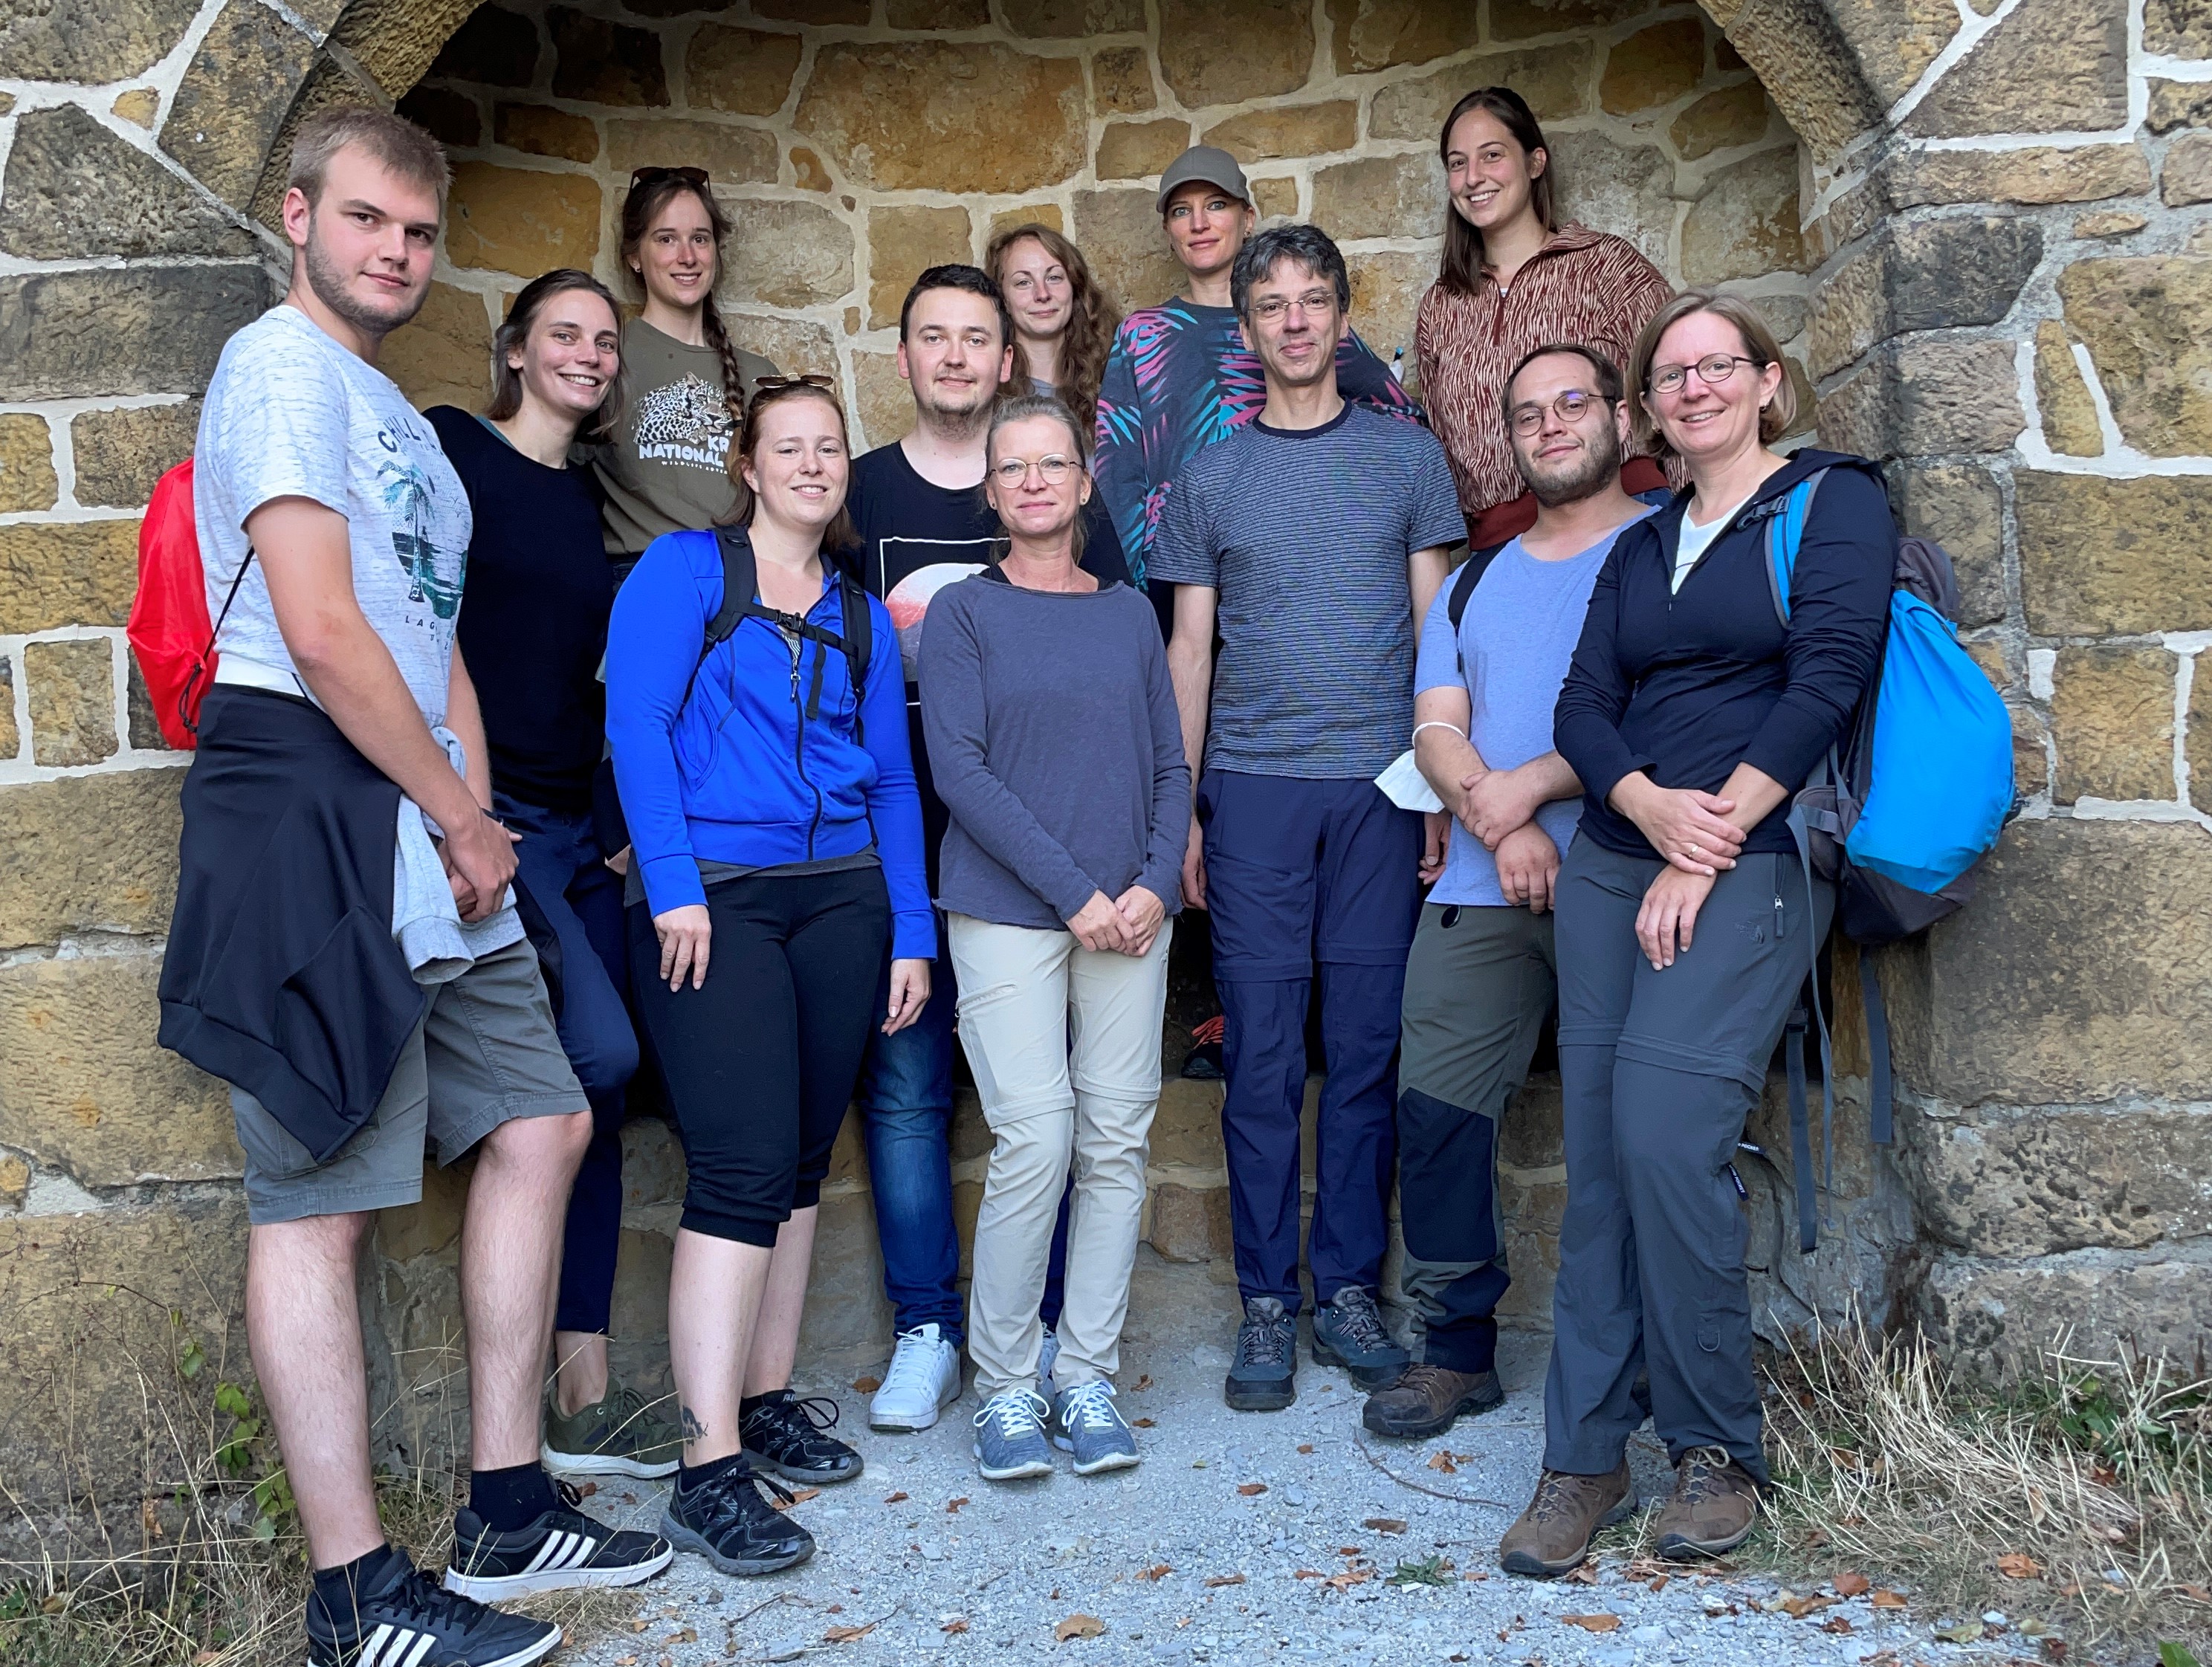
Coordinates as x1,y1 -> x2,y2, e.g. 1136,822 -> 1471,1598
0,0 -> 2208,1527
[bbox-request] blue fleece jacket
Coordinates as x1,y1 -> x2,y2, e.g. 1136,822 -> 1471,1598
606,528 -> 934,957
1554,449 -> 1895,860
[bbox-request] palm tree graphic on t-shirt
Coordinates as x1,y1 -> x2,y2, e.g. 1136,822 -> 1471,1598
381,459 -> 462,619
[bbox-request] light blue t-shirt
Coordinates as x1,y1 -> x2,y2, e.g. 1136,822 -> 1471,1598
1415,514 -> 1651,907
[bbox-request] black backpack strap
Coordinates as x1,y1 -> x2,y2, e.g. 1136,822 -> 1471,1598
1784,800 -> 1836,1254
675,529 -> 762,717
182,545 -> 257,737
1860,950 -> 1895,1147
1448,540 -> 1507,673
837,569 -> 870,746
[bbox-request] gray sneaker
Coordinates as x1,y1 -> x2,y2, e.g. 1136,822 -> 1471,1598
1310,1285 -> 1409,1390
1224,1296 -> 1297,1411
971,1388 -> 1055,1482
1050,1379 -> 1139,1475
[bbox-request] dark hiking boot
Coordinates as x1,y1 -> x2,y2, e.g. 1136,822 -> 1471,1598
740,1390 -> 863,1484
660,1460 -> 815,1576
1498,1463 -> 1634,1578
1223,1296 -> 1297,1411
1310,1286 -> 1410,1390
1654,1446 -> 1761,1561
1359,1363 -> 1504,1439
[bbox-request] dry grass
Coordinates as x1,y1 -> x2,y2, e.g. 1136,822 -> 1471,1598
1755,1317 -> 2211,1657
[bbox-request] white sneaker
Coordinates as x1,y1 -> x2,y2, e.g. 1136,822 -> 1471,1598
1038,1328 -> 1061,1400
870,1323 -> 963,1432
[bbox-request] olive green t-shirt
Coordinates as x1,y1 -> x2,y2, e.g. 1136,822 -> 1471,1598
587,316 -> 775,559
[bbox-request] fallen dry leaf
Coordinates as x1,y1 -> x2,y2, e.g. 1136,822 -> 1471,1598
1802,1526 -> 1831,1547
1337,1546 -> 1362,1557
1934,1619 -> 1985,1644
1649,1575 -> 1669,1595
2177,1582 -> 2212,1603
1237,1483 -> 1267,1496
1834,1571 -> 1871,1598
1362,1517 -> 1406,1534
853,1375 -> 882,1394
1203,1573 -> 1246,1588
946,1498 -> 968,1514
662,1629 -> 697,1645
575,1480 -> 597,1498
1055,1613 -> 1106,1642
1131,1376 -> 1153,1391
1779,1593 -> 1834,1618
1562,1613 -> 1621,1632
1820,1615 -> 1854,1634
1426,1451 -> 1458,1474
771,1489 -> 820,1511
1136,1564 -> 1172,1582
1562,1560 -> 1599,1585
1996,1553 -> 2044,1580
1869,1588 -> 1908,1609
1297,1443 -> 1315,1454
882,1491 -> 908,1504
613,1658 -> 637,1667
1131,1417 -> 1156,1428
1295,1569 -> 1325,1580
627,1619 -> 649,1632
942,1618 -> 969,1634
824,1621 -> 878,1643
1325,1569 -> 1374,1591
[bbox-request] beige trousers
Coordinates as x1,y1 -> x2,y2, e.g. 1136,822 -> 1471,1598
948,912 -> 1174,1398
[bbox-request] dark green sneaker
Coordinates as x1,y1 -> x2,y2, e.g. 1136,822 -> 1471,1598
542,1384 -> 682,1480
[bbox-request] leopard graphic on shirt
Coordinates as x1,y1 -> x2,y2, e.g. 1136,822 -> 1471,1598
632,372 -> 732,472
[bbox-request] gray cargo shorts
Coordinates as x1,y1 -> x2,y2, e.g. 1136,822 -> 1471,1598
230,935 -> 589,1226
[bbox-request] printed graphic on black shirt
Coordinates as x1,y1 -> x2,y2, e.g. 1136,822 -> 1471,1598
880,545 -> 991,681
633,373 -> 732,473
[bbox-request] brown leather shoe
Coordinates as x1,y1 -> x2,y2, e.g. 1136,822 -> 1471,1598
1498,1463 -> 1633,1578
1360,1363 -> 1504,1440
1653,1445 -> 1761,1561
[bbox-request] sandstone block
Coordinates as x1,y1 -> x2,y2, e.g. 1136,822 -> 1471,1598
0,520 -> 141,635
1600,18 -> 1707,115
1886,143 -> 2151,208
375,1156 -> 470,1264
2057,256 -> 2212,459
1071,187 -> 1188,320
1715,0 -> 1883,161
2163,134 -> 2212,207
158,0 -> 317,209
606,117 -> 774,186
1809,216 -> 2040,379
1157,0 -> 1313,109
0,769 -> 185,949
720,314 -> 835,379
1097,119 -> 1192,182
685,25 -> 803,118
866,205 -> 972,329
1550,129 -> 1674,273
1148,1182 -> 1232,1263
2050,646 -> 2176,805
2017,472 -> 2212,635
2007,697 -> 2048,802
1368,45 -> 1592,139
0,415 -> 56,514
549,4 -> 667,106
1490,0 -> 1652,39
889,0 -> 991,25
1252,178 -> 1298,221
395,85 -> 482,149
0,0 -> 198,82
1000,0 -> 1143,33
1904,0 -> 2127,139
1,105 -> 251,262
1494,1175 -> 1565,1325
1682,146 -> 1804,283
800,1191 -> 894,1364
1889,818 -> 2212,1105
381,283 -> 495,417
1670,82 -> 1771,161
1091,45 -> 1156,114
424,2 -> 539,87
721,198 -> 853,312
1148,1078 -> 1224,1170
1326,0 -> 1479,72
988,203 -> 1066,243
607,1226 -> 672,1341
2146,0 -> 2212,55
4,266 -> 266,401
792,147 -> 833,192
2073,210 -> 2147,239
494,103 -> 597,163
71,402 -> 199,511
2032,320 -> 2102,459
1817,340 -> 2023,461
2147,78 -> 2212,135
1499,1072 -> 1565,1171
446,164 -> 602,279
0,1154 -> 27,1208
26,641 -> 117,768
1886,463 -> 2003,628
1202,103 -> 1357,166
1347,251 -> 1429,372
1916,1247 -> 2212,1382
853,351 -> 912,453
951,1091 -> 992,1165
0,1197 -> 250,1502
1823,0 -> 1961,106
2193,666 -> 2212,818
798,42 -> 1084,196
1310,152 -> 1439,242
0,662 -> 13,761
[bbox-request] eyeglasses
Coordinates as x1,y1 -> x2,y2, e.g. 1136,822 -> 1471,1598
1508,389 -> 1614,435
992,454 -> 1078,485
1249,288 -> 1339,324
1648,353 -> 1762,396
629,165 -> 709,190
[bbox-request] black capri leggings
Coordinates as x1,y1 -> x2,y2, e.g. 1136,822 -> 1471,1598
628,865 -> 890,1246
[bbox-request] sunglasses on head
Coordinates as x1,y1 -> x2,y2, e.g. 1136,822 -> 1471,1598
630,165 -> 710,190
751,374 -> 837,401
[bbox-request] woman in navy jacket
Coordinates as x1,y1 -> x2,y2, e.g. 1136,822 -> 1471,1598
1498,291 -> 1893,1579
607,377 -> 931,1578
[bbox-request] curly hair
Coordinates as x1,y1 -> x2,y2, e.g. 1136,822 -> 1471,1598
984,223 -> 1121,435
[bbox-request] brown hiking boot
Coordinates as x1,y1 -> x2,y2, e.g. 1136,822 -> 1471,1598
1653,1445 -> 1761,1561
1360,1363 -> 1504,1440
1497,1463 -> 1633,1578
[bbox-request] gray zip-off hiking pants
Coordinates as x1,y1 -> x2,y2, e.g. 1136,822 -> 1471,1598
1542,835 -> 1833,1484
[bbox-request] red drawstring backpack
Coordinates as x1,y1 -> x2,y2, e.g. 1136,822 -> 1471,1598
126,459 -> 254,751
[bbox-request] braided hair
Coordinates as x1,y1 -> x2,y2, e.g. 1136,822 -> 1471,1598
618,172 -> 751,444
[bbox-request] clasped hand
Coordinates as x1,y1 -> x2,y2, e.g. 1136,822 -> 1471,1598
1068,886 -> 1167,956
1614,775 -> 1747,876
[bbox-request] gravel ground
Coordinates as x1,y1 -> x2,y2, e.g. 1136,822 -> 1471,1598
561,1254 -> 2075,1667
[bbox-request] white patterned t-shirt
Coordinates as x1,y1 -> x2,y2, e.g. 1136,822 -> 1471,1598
194,305 -> 472,725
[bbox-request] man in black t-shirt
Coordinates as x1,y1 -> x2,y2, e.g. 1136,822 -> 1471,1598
844,266 -> 1127,1437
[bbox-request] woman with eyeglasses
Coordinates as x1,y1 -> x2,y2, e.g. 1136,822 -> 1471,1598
1415,85 -> 1675,551
1499,290 -> 1892,1579
607,375 -> 931,1575
915,395 -> 1188,1485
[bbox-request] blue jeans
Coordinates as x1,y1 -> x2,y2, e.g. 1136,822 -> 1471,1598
499,794 -> 641,1337
857,913 -> 965,1341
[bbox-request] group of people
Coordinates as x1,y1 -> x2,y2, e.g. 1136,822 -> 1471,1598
156,81 -> 1898,1667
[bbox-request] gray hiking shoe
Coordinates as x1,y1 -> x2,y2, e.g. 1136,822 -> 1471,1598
1051,1379 -> 1139,1475
971,1388 -> 1055,1482
1311,1286 -> 1409,1390
1224,1296 -> 1297,1411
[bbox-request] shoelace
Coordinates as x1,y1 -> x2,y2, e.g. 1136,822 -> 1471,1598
691,1463 -> 796,1531
1392,1363 -> 1454,1395
1525,1471 -> 1588,1525
972,1388 -> 1050,1439
881,1329 -> 948,1396
1059,1379 -> 1122,1434
754,1394 -> 844,1449
1675,1446 -> 1738,1503
1329,1290 -> 1393,1353
1238,1307 -> 1292,1367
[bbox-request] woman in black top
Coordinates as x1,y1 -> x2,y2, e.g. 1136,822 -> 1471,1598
427,270 -> 681,1480
1499,291 -> 1893,1577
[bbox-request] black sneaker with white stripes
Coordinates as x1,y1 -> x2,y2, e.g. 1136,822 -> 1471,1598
442,1483 -> 674,1602
306,1550 -> 558,1667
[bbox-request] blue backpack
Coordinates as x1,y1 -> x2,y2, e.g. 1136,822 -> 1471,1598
1760,470 -> 2014,1252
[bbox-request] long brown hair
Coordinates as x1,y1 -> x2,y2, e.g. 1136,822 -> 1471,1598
618,172 -> 751,447
1626,288 -> 1797,461
722,378 -> 860,557
1435,86 -> 1556,297
984,223 -> 1120,434
486,268 -> 625,441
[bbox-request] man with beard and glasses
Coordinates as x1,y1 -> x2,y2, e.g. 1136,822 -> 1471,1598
160,109 -> 670,1667
844,265 -> 1130,1437
1356,343 -> 1653,1445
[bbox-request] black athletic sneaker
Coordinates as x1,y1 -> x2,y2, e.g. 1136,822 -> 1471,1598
661,1460 -> 815,1576
740,1390 -> 863,1484
307,1550 -> 559,1667
442,1483 -> 674,1602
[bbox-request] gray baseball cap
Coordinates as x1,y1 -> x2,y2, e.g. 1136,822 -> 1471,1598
1155,145 -> 1251,213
